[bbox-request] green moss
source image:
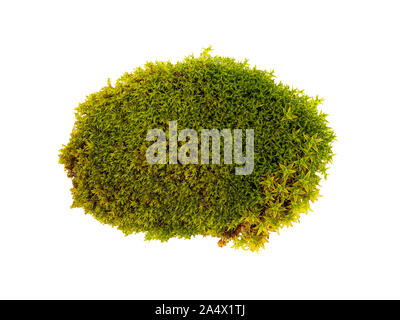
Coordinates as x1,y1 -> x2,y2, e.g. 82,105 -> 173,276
59,47 -> 335,251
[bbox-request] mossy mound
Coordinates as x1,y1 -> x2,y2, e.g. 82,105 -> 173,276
59,48 -> 335,251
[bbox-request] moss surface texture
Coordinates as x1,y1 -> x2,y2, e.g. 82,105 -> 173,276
59,48 -> 335,251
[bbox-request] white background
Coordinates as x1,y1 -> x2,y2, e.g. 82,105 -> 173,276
1,0 -> 399,300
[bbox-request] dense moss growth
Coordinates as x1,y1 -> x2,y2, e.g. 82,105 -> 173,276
59,48 -> 335,251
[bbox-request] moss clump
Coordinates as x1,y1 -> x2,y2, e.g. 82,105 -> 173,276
59,48 -> 335,251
